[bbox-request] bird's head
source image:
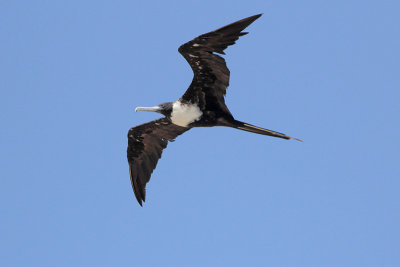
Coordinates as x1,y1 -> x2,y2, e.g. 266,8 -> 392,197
135,102 -> 173,117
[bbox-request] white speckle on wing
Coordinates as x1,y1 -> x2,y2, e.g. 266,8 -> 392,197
188,54 -> 198,58
171,101 -> 202,127
192,44 -> 200,47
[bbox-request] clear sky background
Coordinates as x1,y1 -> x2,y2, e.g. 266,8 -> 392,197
1,1 -> 399,266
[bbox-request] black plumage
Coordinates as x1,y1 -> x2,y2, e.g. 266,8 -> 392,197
127,118 -> 188,206
127,14 -> 300,206
178,14 -> 261,117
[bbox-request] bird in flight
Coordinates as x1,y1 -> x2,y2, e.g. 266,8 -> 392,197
127,14 -> 301,206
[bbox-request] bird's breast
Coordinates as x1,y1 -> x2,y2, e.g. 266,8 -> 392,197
171,101 -> 203,127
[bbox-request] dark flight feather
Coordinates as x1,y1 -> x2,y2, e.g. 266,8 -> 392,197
127,14 -> 275,206
127,118 -> 189,205
178,14 -> 262,116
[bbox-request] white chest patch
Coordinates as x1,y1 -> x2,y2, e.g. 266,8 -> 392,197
171,102 -> 203,127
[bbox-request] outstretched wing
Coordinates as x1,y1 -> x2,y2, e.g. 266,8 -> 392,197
127,118 -> 189,206
178,14 -> 262,116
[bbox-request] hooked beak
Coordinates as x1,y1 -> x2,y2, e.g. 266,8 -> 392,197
135,106 -> 161,113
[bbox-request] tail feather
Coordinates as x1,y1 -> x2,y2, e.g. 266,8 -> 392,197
232,120 -> 302,142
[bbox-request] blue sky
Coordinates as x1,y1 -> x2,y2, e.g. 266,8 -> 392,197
1,0 -> 399,266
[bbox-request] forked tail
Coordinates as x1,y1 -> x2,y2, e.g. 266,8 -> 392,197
231,120 -> 302,141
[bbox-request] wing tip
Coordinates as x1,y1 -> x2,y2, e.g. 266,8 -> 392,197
134,188 -> 146,206
240,13 -> 263,24
129,164 -> 146,206
178,13 -> 263,55
250,13 -> 263,19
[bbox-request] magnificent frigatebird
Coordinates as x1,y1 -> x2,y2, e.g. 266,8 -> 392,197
127,14 -> 301,206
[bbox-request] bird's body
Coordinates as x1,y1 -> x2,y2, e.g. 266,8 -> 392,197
170,101 -> 203,127
127,14 -> 301,206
